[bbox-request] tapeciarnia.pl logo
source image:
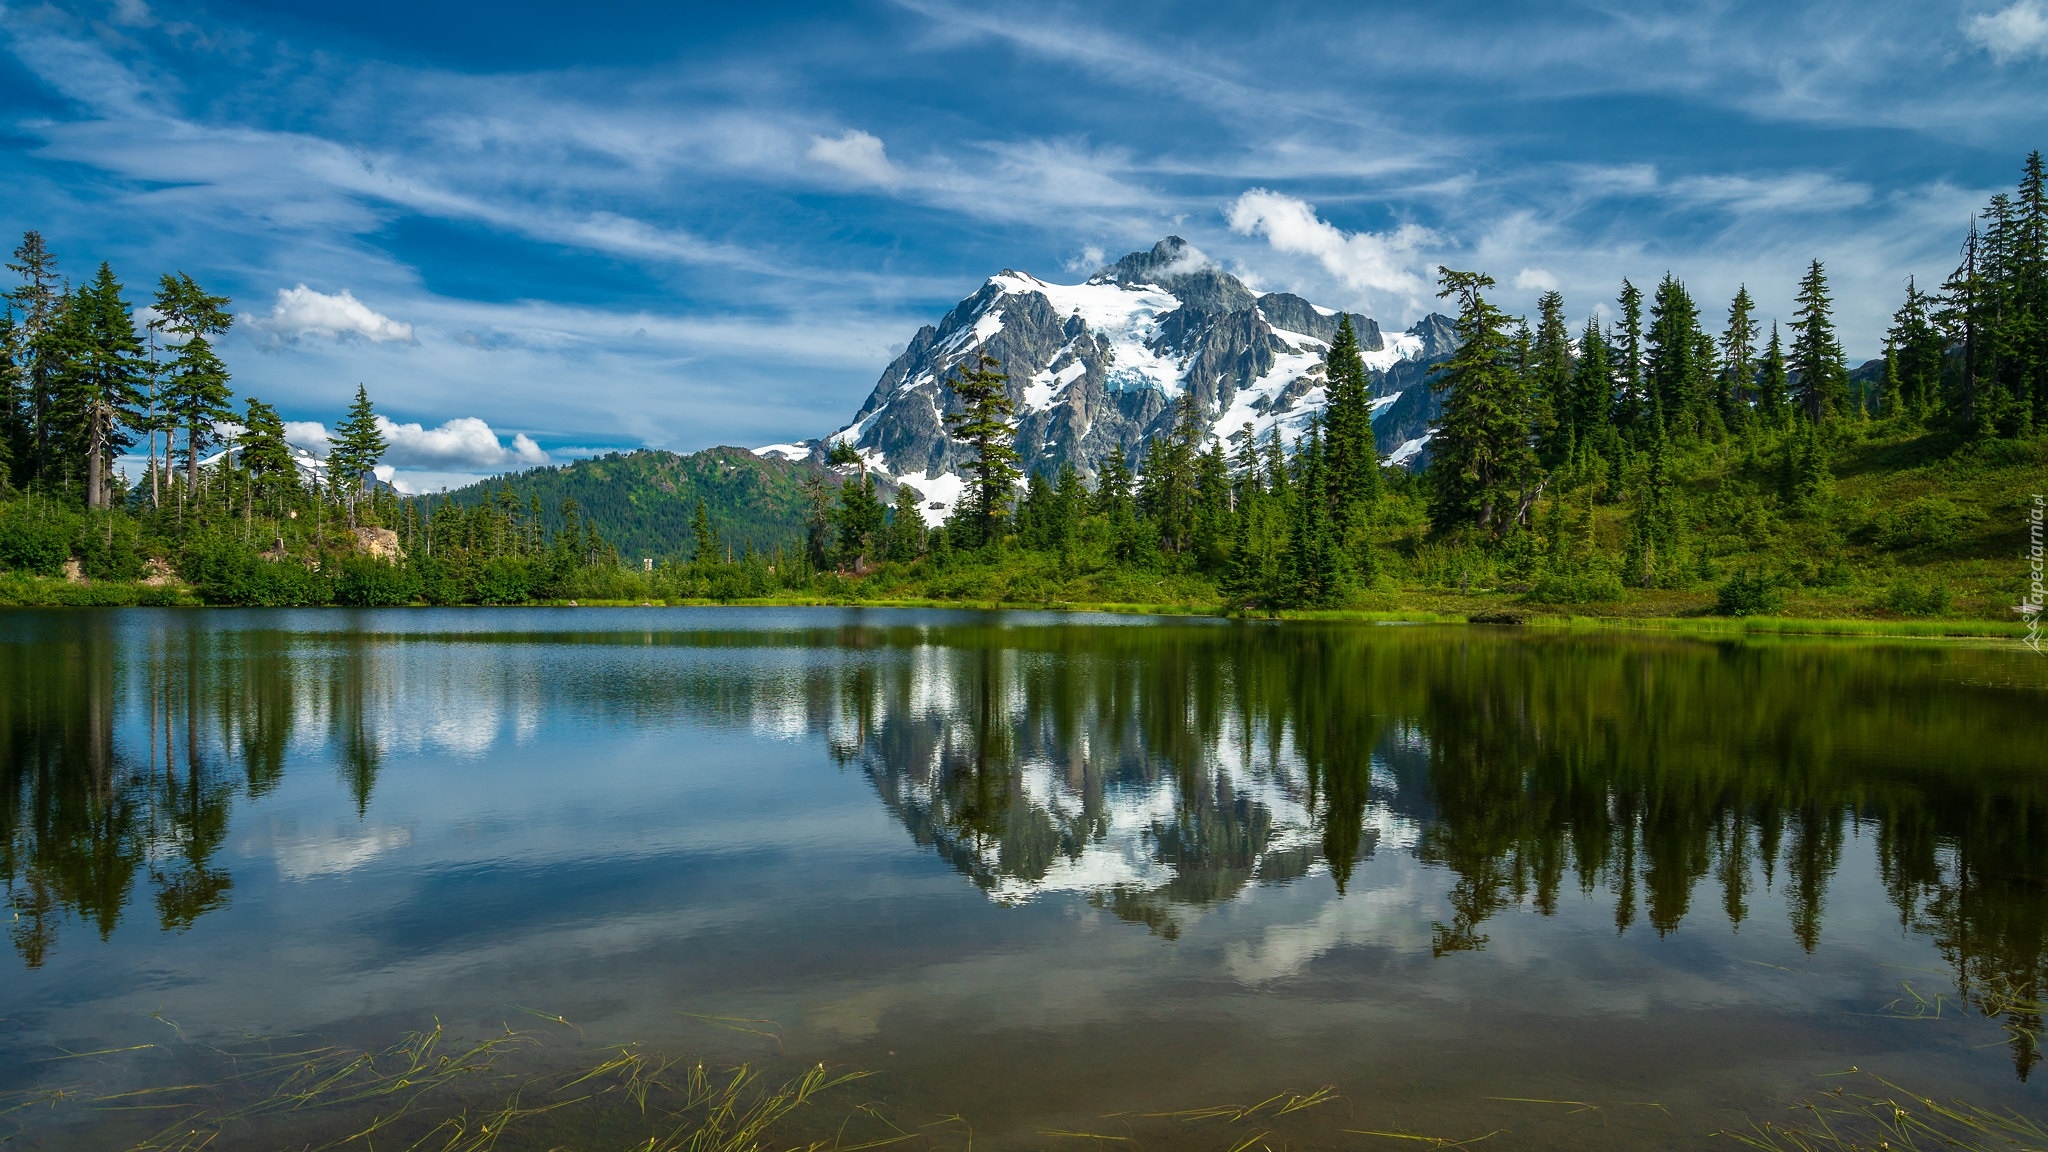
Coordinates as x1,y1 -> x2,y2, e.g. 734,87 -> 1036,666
2026,494 -> 2044,654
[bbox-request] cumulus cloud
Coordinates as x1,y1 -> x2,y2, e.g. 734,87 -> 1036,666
808,129 -> 900,185
1965,1 -> 2048,61
1513,267 -> 1560,292
282,416 -> 545,472
1226,189 -> 1437,307
377,415 -> 549,470
253,286 -> 415,344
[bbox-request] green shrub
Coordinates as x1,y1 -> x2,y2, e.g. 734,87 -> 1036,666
0,505 -> 76,575
1528,568 -> 1626,604
73,512 -> 144,581
335,556 -> 419,606
1871,497 -> 1976,550
1715,569 -> 1785,616
1877,579 -> 1951,616
181,535 -> 333,606
471,556 -> 536,604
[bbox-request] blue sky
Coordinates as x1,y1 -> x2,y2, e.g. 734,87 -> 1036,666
2,0 -> 2044,490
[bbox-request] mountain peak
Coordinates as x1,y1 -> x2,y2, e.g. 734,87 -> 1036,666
1094,237 -> 1253,315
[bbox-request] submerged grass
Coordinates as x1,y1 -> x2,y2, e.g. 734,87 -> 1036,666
1725,1071 -> 2048,1151
1,1022 -> 872,1152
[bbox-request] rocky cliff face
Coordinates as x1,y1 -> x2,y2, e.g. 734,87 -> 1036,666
757,238 -> 1456,515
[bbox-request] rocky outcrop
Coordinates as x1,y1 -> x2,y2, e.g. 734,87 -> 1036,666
351,527 -> 406,562
798,237 -> 1459,517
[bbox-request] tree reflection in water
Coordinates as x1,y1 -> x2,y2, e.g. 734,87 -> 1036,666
2,614 -> 2044,1075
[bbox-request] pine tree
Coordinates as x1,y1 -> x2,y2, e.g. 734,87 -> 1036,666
1888,277 -> 1943,422
1757,323 -> 1790,427
690,498 -> 719,562
1790,260 -> 1848,424
835,470 -> 885,567
1139,392 -> 1203,554
1283,421 -> 1339,607
941,352 -> 1019,548
1530,290 -> 1572,461
1614,280 -> 1646,435
153,273 -> 235,491
1321,314 -> 1384,551
888,483 -> 926,561
51,266 -> 148,508
1428,268 -> 1540,537
329,384 -> 387,527
1566,315 -> 1611,445
1646,274 -> 1713,438
238,397 -> 298,519
5,231 -> 61,480
1720,286 -> 1758,426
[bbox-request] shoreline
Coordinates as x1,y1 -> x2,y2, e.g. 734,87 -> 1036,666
0,578 -> 2032,641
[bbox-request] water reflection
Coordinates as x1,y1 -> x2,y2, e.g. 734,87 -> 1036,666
3,611 -> 2045,1077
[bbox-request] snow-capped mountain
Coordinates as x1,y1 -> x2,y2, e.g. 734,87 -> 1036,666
758,238 -> 1458,516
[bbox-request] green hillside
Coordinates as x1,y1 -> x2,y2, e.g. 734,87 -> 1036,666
424,447 -> 828,561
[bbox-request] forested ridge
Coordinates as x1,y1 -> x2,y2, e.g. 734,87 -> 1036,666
1,151 -> 2045,621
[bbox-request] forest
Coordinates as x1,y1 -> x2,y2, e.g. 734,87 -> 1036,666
0,151 -> 2044,622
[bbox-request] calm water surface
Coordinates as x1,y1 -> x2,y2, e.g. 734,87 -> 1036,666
2,607 -> 2046,1149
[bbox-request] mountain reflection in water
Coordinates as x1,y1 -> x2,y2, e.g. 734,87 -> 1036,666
3,608 -> 2046,1082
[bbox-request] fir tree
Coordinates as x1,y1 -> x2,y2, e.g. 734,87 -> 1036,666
888,483 -> 927,561
329,384 -> 387,527
5,231 -> 61,479
1530,290 -> 1572,461
1646,274 -> 1712,438
0,314 -> 22,486
690,498 -> 719,562
1428,268 -> 1540,537
238,397 -> 298,517
1790,260 -> 1848,424
941,352 -> 1019,548
1720,286 -> 1758,425
1283,421 -> 1339,607
835,470 -> 885,566
1888,277 -> 1943,422
52,266 -> 148,508
1566,315 -> 1611,445
153,273 -> 235,491
1321,314 -> 1383,551
1614,280 -> 1646,435
1756,323 -> 1790,427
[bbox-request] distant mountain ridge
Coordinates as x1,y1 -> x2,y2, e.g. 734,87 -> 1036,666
757,238 -> 1458,514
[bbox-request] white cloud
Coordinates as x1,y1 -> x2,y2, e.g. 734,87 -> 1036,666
109,0 -> 154,27
1513,267 -> 1560,292
1063,244 -> 1107,272
1965,1 -> 2048,61
283,415 -> 547,474
808,129 -> 900,185
254,286 -> 415,344
283,421 -> 332,457
1226,189 -> 1438,310
375,416 -> 550,470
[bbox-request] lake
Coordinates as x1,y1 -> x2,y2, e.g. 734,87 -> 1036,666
2,607 -> 2045,1150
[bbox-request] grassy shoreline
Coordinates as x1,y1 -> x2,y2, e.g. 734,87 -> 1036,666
1,574 -> 2035,642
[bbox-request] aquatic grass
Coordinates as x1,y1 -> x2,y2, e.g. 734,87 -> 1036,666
1,1022 -> 872,1152
1724,1070 -> 2048,1151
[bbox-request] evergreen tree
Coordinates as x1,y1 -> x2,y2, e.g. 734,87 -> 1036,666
1888,277 -> 1943,422
5,231 -> 61,480
1614,280 -> 1646,434
328,384 -> 387,527
1428,268 -> 1540,537
835,469 -> 885,566
1757,323 -> 1790,427
1321,314 -> 1384,549
1139,392 -> 1203,554
1790,260 -> 1848,423
1283,421 -> 1339,606
888,483 -> 927,561
690,498 -> 719,562
1719,286 -> 1758,425
1565,315 -> 1611,445
51,266 -> 148,508
941,352 -> 1019,548
1530,290 -> 1572,461
153,273 -> 236,491
238,397 -> 297,518
1646,273 -> 1713,438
